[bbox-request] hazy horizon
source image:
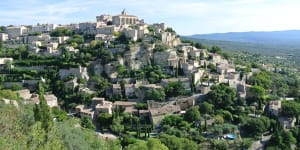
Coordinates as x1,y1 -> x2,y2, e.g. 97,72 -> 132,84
1,0 -> 300,35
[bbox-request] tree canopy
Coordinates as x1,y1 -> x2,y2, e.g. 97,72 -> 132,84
50,28 -> 72,37
184,106 -> 200,123
164,81 -> 185,98
144,88 -> 165,101
206,83 -> 236,110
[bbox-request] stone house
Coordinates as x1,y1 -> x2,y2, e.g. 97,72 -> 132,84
75,105 -> 95,119
269,100 -> 281,116
113,84 -> 122,95
216,63 -> 235,75
147,100 -> 181,127
175,96 -> 195,110
96,14 -> 113,23
27,93 -> 58,108
104,62 -> 119,79
161,32 -> 180,47
92,97 -> 113,114
59,66 -> 89,80
124,84 -> 136,97
6,26 -> 28,39
96,25 -> 118,35
0,33 -> 8,41
279,117 -> 296,130
44,94 -> 58,108
76,97 -> 113,119
0,57 -> 13,65
31,24 -> 57,33
210,53 -> 222,64
123,28 -> 138,41
154,50 -> 178,68
193,69 -> 205,85
46,42 -> 59,54
65,77 -> 78,90
78,22 -> 97,33
198,85 -> 211,94
16,89 -> 32,100
182,62 -> 194,75
113,101 -> 137,114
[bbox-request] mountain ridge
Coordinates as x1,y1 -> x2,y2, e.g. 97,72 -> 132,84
188,30 -> 300,46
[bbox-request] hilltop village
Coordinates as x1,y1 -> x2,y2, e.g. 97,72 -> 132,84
0,10 -> 300,150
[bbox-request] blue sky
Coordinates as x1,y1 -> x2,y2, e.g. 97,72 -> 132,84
1,0 -> 300,35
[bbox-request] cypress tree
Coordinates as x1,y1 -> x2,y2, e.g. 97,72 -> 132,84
33,82 -> 53,131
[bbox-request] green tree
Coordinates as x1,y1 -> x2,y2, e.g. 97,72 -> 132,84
207,84 -> 236,110
164,81 -> 185,98
80,117 -> 95,130
267,130 -> 296,149
247,85 -> 265,109
51,107 -> 67,121
195,42 -> 206,49
210,46 -> 222,53
144,88 -> 166,101
97,113 -> 112,130
159,134 -> 198,150
110,117 -> 124,135
161,115 -> 190,132
67,34 -> 84,44
97,49 -> 113,64
184,106 -> 200,123
247,71 -> 272,89
125,140 -> 147,150
241,117 -> 270,137
147,138 -> 169,150
135,102 -> 148,110
214,115 -> 224,124
0,89 -> 20,100
281,101 -> 300,122
50,28 -> 72,37
213,140 -> 228,150
199,102 -> 213,114
33,82 -> 53,131
91,76 -> 111,96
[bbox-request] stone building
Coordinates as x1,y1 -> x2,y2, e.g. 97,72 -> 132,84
123,28 -> 138,41
153,49 -> 178,68
79,22 -> 97,33
93,97 -> 113,114
0,33 -> 8,41
124,84 -> 136,97
96,15 -> 112,24
31,24 -> 57,33
76,97 -> 113,119
59,66 -> 89,80
96,25 -> 118,35
27,94 -> 58,108
112,9 -> 138,26
0,57 -> 13,65
6,26 -> 28,39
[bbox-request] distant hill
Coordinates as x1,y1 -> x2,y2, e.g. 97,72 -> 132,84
189,30 -> 300,47
181,37 -> 300,57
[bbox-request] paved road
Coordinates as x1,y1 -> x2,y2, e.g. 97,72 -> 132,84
250,135 -> 272,150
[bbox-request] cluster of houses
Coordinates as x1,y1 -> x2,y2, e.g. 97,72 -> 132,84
268,98 -> 297,130
74,96 -> 195,127
16,89 -> 58,108
1,10 -> 296,131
